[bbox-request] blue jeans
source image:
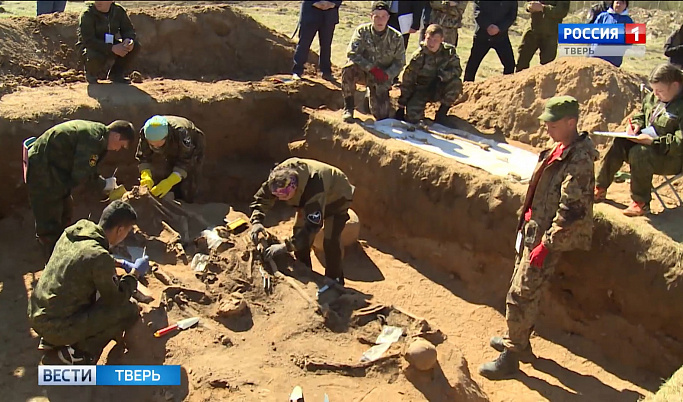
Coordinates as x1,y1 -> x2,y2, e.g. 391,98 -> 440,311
36,1 -> 67,15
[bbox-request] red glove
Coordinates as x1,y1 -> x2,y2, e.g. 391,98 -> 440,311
529,243 -> 549,268
369,66 -> 388,83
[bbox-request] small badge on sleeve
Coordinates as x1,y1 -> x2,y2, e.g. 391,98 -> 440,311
307,211 -> 322,225
89,155 -> 99,167
182,135 -> 192,147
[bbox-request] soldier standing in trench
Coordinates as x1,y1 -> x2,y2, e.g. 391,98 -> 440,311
479,96 -> 598,380
25,119 -> 135,258
136,115 -> 206,203
249,158 -> 355,288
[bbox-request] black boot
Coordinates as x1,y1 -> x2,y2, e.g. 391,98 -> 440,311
395,107 -> 406,121
294,249 -> 312,269
478,348 -> 519,380
489,336 -> 535,362
342,96 -> 354,122
435,103 -> 450,124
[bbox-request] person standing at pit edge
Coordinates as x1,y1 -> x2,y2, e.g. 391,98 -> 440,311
463,0 -> 518,82
515,1 -> 570,73
249,158 -> 355,289
595,64 -> 683,217
479,96 -> 598,380
136,115 -> 206,203
77,1 -> 139,84
25,120 -> 135,258
341,1 -> 406,122
292,0 -> 342,81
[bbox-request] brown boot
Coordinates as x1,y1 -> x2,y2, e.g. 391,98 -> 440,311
623,200 -> 649,217
594,187 -> 607,203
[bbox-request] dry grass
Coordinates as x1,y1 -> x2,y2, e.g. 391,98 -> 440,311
641,366 -> 683,402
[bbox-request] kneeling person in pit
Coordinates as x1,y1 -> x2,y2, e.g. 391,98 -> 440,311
249,158 -> 355,286
28,201 -> 150,365
136,115 -> 206,203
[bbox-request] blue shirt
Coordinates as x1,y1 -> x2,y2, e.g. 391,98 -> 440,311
591,10 -> 634,67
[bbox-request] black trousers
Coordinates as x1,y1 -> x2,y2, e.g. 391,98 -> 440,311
464,32 -> 515,82
292,20 -> 336,76
388,14 -> 411,49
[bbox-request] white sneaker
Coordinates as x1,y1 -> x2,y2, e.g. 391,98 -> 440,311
292,73 -> 302,81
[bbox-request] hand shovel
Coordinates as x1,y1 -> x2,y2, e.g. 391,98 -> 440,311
154,316 -> 200,338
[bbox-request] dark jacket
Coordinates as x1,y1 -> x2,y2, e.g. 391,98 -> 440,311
299,0 -> 342,26
389,1 -> 425,32
665,25 -> 683,68
77,2 -> 136,56
136,116 -> 205,178
473,0 -> 518,37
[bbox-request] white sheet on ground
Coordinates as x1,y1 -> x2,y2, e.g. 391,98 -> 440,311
371,119 -> 538,183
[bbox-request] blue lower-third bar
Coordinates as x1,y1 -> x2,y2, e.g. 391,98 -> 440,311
39,365 -> 181,386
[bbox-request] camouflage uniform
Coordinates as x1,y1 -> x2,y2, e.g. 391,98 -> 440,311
26,120 -> 110,254
28,220 -> 139,360
342,23 -> 406,120
250,158 -> 355,281
136,116 -> 205,203
515,1 -> 569,72
504,131 -> 598,352
596,90 -> 683,205
76,2 -> 139,79
399,42 -> 463,123
429,1 -> 468,47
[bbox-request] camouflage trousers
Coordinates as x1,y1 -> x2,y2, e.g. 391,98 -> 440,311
31,298 -> 140,360
401,79 -> 462,123
149,163 -> 203,203
26,165 -> 74,257
341,64 -> 392,120
293,199 -> 351,281
502,235 -> 561,352
596,138 -> 683,204
442,27 -> 459,48
515,29 -> 558,72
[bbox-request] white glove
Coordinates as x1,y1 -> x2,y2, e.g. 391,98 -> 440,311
104,177 -> 118,192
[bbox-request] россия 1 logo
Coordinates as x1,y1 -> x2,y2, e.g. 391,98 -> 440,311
557,23 -> 646,58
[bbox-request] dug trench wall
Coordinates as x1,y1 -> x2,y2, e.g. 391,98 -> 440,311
294,113 -> 683,378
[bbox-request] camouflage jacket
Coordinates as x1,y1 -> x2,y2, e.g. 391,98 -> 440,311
632,90 -> 683,157
524,1 -> 570,34
136,116 -> 205,178
28,220 -> 138,324
519,132 -> 598,252
77,2 -> 136,55
429,1 -> 468,29
250,158 -> 355,251
344,23 -> 406,89
399,42 -> 462,105
27,120 -> 109,195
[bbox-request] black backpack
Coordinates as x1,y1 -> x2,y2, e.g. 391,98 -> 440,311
587,1 -> 609,23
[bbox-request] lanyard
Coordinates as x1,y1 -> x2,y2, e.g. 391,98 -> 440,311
650,102 -> 666,125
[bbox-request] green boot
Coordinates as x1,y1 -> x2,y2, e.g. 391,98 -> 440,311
478,348 -> 519,380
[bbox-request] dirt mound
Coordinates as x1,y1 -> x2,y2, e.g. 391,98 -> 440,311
0,4 -> 307,97
451,58 -> 645,147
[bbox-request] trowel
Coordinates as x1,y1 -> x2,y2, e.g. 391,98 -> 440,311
153,317 -> 200,338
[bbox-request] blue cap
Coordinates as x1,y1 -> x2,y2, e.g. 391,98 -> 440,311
143,115 -> 169,141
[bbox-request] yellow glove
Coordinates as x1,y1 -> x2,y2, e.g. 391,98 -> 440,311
140,169 -> 154,189
151,173 -> 182,198
108,185 -> 127,201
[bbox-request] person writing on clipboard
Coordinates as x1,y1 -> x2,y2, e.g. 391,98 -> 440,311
595,63 -> 683,217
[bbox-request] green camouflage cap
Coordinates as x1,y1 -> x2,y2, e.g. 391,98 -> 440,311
539,96 -> 579,122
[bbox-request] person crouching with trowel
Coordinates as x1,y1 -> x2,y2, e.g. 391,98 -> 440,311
136,115 -> 206,203
249,158 -> 355,288
28,201 -> 150,365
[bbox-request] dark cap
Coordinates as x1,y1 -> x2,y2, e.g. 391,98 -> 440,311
372,1 -> 390,12
539,96 -> 579,122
